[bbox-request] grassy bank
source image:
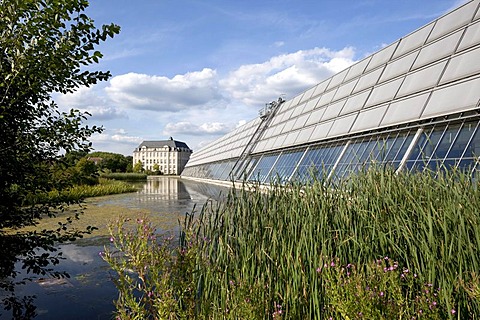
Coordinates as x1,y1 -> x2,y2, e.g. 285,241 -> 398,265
99,172 -> 147,180
104,168 -> 480,319
28,178 -> 137,204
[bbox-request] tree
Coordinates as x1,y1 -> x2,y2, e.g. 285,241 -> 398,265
133,160 -> 144,173
89,151 -> 130,172
152,163 -> 161,175
125,156 -> 133,172
0,0 -> 119,316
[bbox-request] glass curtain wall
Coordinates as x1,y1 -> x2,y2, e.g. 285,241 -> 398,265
183,117 -> 480,183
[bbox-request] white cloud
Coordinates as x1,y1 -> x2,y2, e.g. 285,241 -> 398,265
54,86 -> 126,121
90,130 -> 143,155
105,68 -> 223,112
219,46 -> 356,106
52,46 -> 359,154
163,121 -> 233,136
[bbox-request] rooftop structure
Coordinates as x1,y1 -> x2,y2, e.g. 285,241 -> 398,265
133,137 -> 192,175
182,0 -> 480,184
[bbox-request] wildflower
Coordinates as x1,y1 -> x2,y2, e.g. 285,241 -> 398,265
330,261 -> 335,267
451,309 -> 456,315
379,291 -> 384,297
110,237 -> 114,242
316,267 -> 321,273
98,251 -> 104,257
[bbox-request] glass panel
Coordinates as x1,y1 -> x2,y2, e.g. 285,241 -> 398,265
413,30 -> 463,69
446,121 -> 478,159
422,77 -> 480,118
350,105 -> 388,133
393,23 -> 434,59
293,144 -> 343,182
440,46 -> 480,85
353,67 -> 383,94
406,126 -> 446,171
344,56 -> 371,82
461,121 -> 480,160
328,113 -> 357,137
458,20 -> 480,51
391,131 -> 415,163
333,78 -> 358,101
326,68 -> 349,91
340,89 -> 371,116
365,42 -> 397,72
381,93 -> 429,126
237,156 -> 260,180
429,124 -> 462,160
266,149 -> 305,183
397,61 -> 447,98
427,1 -> 476,42
380,50 -> 418,82
248,153 -> 279,182
312,79 -> 332,98
365,78 -> 403,108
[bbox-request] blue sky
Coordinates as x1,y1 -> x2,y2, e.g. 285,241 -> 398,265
54,0 -> 468,155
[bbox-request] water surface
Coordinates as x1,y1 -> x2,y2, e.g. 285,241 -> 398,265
5,176 -> 230,319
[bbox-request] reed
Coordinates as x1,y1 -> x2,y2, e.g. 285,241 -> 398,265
99,172 -> 148,181
104,167 -> 480,319
193,167 -> 480,319
28,178 -> 137,204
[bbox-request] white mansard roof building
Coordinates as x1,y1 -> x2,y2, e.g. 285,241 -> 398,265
133,137 -> 193,175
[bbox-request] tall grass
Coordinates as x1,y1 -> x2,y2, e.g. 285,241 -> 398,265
193,167 -> 480,319
104,167 -> 480,319
28,178 -> 137,204
99,172 -> 147,180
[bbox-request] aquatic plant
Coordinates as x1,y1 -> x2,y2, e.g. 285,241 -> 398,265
105,167 -> 480,319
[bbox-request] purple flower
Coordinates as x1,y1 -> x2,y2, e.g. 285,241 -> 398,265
330,261 -> 335,267
110,237 -> 114,242
451,309 -> 456,315
316,267 -> 321,273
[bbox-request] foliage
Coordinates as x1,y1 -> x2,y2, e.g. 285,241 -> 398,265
152,163 -> 162,175
0,0 -> 119,316
133,160 -> 144,173
106,167 -> 480,319
321,257 -> 448,319
102,214 -> 198,320
89,151 -> 131,173
27,178 -> 137,204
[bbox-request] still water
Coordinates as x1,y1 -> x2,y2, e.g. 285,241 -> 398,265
7,177 -> 230,320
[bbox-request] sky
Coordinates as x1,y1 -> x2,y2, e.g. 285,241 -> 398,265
54,0 -> 469,155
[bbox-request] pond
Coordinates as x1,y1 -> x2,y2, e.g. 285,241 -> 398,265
5,176 -> 230,320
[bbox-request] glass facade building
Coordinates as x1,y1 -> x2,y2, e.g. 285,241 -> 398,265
182,0 -> 480,184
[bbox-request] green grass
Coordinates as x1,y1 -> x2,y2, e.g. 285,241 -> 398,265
28,178 -> 138,204
104,167 -> 480,319
99,172 -> 147,180
192,167 -> 480,319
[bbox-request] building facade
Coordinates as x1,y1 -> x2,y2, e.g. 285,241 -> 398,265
182,0 -> 480,184
133,138 -> 192,175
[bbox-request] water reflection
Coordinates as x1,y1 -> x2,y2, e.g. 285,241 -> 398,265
4,177 -> 230,320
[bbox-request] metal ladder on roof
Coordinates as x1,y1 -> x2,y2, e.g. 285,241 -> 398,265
229,97 -> 285,181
